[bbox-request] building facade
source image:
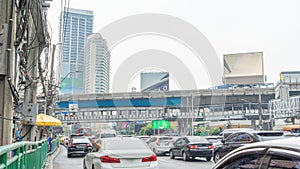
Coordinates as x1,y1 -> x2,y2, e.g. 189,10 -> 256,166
58,8 -> 93,94
275,71 -> 300,99
84,33 -> 110,93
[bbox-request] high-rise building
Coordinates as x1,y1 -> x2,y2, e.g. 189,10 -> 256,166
84,33 -> 110,93
58,8 -> 93,94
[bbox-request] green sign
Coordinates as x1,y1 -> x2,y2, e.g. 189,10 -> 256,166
152,120 -> 170,129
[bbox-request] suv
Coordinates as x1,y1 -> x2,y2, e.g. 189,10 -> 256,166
147,136 -> 173,155
67,138 -> 92,158
213,131 -> 259,163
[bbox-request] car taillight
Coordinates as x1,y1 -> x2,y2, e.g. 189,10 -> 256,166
156,139 -> 160,146
86,143 -> 92,147
188,145 -> 198,149
100,156 -> 120,163
208,145 -> 214,149
142,154 -> 157,162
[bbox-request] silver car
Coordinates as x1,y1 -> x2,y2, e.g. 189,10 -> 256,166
83,137 -> 158,169
147,136 -> 173,155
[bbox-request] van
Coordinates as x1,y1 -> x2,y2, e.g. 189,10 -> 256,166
99,129 -> 117,139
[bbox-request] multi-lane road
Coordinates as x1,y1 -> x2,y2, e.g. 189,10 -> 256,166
53,146 -> 214,169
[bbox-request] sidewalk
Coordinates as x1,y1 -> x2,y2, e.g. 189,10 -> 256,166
44,146 -> 61,169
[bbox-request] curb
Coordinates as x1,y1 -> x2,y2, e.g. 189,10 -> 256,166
44,146 -> 61,169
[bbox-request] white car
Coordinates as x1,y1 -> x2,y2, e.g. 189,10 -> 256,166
83,137 -> 158,169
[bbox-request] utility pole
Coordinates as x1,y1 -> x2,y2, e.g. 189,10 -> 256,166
0,0 -> 15,145
22,0 -> 43,141
46,44 -> 56,115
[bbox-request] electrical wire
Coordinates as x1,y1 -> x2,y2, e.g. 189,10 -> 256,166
0,116 -> 15,121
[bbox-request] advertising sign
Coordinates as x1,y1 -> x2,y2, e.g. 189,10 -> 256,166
141,72 -> 169,92
223,52 -> 264,84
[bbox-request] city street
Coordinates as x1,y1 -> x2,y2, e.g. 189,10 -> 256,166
53,146 -> 214,169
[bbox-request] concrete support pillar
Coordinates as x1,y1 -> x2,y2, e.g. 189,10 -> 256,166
0,0 -> 14,145
251,118 -> 256,130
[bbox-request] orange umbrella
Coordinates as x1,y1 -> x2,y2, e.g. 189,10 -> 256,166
36,114 -> 62,126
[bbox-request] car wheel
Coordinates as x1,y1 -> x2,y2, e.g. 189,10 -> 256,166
206,156 -> 212,161
170,150 -> 175,159
214,152 -> 221,163
183,152 -> 190,161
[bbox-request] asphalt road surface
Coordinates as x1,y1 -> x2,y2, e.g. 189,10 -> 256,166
53,146 -> 214,169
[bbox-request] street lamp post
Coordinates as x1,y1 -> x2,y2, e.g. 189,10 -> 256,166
46,70 -> 82,115
59,70 -> 82,86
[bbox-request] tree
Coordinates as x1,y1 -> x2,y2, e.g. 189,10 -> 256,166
139,123 -> 152,135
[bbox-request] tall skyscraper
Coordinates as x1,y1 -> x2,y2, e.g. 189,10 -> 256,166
58,8 -> 93,94
84,33 -> 110,93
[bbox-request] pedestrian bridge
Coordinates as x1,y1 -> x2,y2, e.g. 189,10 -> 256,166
55,88 -> 275,123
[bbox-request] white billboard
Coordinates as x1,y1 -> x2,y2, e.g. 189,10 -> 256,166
141,72 -> 169,92
224,52 -> 264,84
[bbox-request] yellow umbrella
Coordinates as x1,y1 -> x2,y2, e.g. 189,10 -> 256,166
36,114 -> 62,126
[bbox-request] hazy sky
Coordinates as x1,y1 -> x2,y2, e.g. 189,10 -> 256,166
48,0 -> 300,92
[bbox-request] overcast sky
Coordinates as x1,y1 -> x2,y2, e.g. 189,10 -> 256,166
48,0 -> 300,92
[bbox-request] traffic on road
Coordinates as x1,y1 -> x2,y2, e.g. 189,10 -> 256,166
51,128 -> 300,169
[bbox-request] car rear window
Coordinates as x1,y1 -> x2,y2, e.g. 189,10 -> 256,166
206,138 -> 218,143
72,139 -> 90,144
188,137 -> 209,143
105,139 -> 147,150
101,133 -> 116,138
159,137 -> 173,141
255,132 -> 284,136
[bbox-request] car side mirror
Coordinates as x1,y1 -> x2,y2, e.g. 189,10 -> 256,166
221,139 -> 225,144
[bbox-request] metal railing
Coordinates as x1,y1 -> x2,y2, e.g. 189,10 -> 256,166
0,139 -> 58,169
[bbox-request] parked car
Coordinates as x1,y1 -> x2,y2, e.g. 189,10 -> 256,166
67,138 -> 92,158
212,137 -> 300,169
147,136 -> 173,155
169,136 -> 214,161
213,131 -> 260,163
83,137 -> 158,169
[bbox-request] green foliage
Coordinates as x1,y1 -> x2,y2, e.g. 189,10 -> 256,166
196,126 -> 222,136
139,123 -> 152,135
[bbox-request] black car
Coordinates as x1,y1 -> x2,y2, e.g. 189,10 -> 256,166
213,137 -> 300,169
169,136 -> 214,161
213,131 -> 260,163
67,138 -> 92,157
